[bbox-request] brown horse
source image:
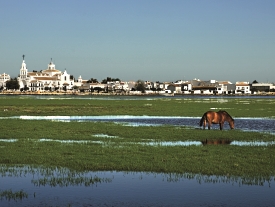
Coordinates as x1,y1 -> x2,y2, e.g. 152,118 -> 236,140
199,110 -> 234,130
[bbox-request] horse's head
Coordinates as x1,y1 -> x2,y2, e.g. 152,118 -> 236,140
221,111 -> 234,129
229,119 -> 234,129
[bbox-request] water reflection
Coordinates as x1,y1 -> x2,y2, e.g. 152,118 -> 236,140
31,174 -> 112,187
144,141 -> 202,146
0,165 -> 274,207
3,115 -> 274,133
0,190 -> 28,201
201,139 -> 232,145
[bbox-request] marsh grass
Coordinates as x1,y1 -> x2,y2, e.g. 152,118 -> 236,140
0,189 -> 28,201
30,172 -> 112,187
1,164 -> 272,187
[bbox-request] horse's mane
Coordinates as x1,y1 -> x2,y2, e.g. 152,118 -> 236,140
218,110 -> 234,121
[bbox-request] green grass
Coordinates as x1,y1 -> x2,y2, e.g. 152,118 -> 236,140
0,119 -> 274,178
0,96 -> 274,117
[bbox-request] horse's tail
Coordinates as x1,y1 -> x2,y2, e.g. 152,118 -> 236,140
199,113 -> 206,126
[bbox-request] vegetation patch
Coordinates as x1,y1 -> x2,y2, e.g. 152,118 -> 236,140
0,190 -> 28,201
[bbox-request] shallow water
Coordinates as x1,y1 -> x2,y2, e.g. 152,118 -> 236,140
2,138 -> 275,147
14,115 -> 275,134
4,94 -> 275,100
0,166 -> 274,207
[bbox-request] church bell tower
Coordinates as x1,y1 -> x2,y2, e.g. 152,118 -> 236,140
20,55 -> 28,80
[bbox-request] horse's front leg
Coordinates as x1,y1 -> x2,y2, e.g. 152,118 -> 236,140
219,122 -> 224,130
207,122 -> 211,130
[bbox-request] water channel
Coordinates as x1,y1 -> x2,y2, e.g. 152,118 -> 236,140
1,166 -> 274,207
16,115 -> 275,134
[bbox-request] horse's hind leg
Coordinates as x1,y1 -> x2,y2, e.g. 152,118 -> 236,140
207,122 -> 211,130
203,120 -> 206,129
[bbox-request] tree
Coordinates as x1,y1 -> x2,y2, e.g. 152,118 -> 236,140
112,78 -> 120,82
101,77 -> 121,84
6,78 -> 19,90
87,78 -> 98,83
21,85 -> 29,92
94,87 -> 103,93
252,80 -> 258,84
135,80 -> 146,93
24,85 -> 29,91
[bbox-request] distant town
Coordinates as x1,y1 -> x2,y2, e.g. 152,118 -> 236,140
1,56 -> 275,95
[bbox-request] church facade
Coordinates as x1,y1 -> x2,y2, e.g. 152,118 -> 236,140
18,56 -> 75,91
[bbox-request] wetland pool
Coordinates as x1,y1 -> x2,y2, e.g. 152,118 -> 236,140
15,115 -> 275,133
0,166 -> 274,207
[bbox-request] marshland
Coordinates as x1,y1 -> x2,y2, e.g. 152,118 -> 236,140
0,95 -> 275,206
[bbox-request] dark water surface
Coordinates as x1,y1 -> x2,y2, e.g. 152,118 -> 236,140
0,167 -> 274,207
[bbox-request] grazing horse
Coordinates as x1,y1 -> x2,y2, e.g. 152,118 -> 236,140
199,110 -> 234,130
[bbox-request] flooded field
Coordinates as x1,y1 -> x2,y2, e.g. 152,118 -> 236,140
0,166 -> 274,207
1,95 -> 274,206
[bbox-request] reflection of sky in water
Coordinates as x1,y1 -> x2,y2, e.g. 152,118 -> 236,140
231,141 -> 275,146
15,94 -> 275,100
1,138 -> 274,147
0,166 -> 274,207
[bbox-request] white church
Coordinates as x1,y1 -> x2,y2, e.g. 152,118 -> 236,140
18,55 -> 76,92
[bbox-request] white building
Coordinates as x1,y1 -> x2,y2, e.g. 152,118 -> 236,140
106,81 -> 130,92
235,81 -> 251,94
0,73 -> 11,89
167,83 -> 182,94
18,56 -> 75,91
251,82 -> 275,93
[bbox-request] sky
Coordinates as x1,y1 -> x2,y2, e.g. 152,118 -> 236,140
1,0 -> 275,83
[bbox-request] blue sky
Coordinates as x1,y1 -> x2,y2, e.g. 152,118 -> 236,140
1,0 -> 275,82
